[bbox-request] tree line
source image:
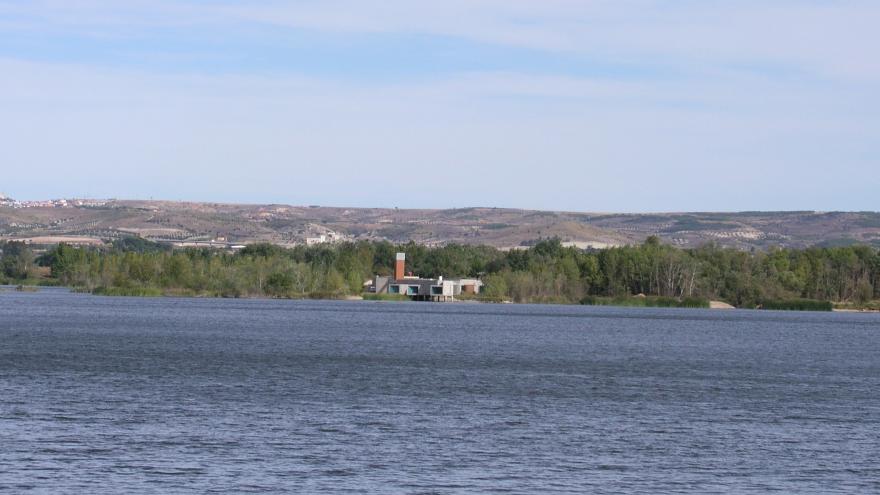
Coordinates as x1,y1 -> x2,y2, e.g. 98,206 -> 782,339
1,237 -> 878,307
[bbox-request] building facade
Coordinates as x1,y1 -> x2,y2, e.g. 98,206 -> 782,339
372,252 -> 483,302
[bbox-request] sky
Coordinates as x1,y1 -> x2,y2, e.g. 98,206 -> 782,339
1,1 -> 878,212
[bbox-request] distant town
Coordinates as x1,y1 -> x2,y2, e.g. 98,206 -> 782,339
0,194 -> 109,209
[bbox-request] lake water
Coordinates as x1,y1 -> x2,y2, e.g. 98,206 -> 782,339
1,289 -> 878,493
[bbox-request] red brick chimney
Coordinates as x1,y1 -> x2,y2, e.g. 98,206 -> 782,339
394,252 -> 405,281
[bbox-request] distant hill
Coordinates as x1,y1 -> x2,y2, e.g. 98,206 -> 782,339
1,199 -> 879,250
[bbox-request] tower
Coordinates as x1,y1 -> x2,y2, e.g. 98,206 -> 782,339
394,252 -> 406,280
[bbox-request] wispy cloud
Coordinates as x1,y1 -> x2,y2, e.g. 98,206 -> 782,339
0,1 -> 877,210
3,1 -> 878,81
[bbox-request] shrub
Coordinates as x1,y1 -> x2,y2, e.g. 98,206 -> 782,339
265,272 -> 293,297
679,297 -> 711,309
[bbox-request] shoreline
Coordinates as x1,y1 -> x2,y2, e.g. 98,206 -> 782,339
6,285 -> 879,313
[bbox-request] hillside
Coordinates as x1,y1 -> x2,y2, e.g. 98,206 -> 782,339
1,199 -> 879,250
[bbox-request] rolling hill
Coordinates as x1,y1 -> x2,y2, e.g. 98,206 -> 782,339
2,199 -> 879,250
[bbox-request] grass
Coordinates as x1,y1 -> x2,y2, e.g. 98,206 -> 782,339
92,286 -> 165,297
833,300 -> 880,311
523,295 -> 576,305
305,291 -> 349,300
1,277 -> 59,287
760,299 -> 833,311
679,297 -> 713,308
580,296 -> 710,309
159,288 -> 211,298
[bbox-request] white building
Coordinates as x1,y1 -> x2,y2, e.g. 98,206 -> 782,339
372,252 -> 484,302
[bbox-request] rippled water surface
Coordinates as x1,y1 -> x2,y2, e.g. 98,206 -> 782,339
1,289 -> 879,493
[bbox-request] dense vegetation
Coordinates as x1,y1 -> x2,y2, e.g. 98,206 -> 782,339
2,237 -> 879,309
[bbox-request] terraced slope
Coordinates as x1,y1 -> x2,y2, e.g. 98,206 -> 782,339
2,200 -> 879,250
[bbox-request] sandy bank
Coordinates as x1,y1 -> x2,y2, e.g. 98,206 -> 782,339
710,301 -> 735,309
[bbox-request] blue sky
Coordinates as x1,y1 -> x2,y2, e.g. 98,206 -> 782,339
1,1 -> 878,211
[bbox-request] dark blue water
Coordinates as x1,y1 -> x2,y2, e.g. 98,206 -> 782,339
1,289 -> 879,493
